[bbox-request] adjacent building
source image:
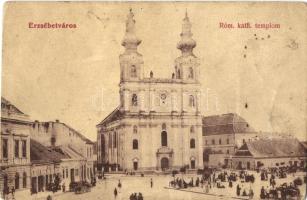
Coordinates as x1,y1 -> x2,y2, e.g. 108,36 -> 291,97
0,97 -> 32,195
31,120 -> 95,183
1,97 -> 96,198
30,139 -> 68,193
97,11 -> 203,172
232,138 -> 307,170
202,113 -> 257,167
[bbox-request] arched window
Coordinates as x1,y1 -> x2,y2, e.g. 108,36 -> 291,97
212,139 -> 215,145
113,133 -> 117,148
188,67 -> 194,79
133,125 -> 138,134
131,65 -> 137,78
132,94 -> 138,106
23,172 -> 27,188
219,138 -> 222,145
189,95 -> 195,107
133,139 -> 138,150
190,139 -> 195,149
226,138 -> 229,144
161,131 -> 167,147
15,172 -> 20,189
190,126 -> 195,133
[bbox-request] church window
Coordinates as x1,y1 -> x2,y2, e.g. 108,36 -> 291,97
212,139 -> 215,145
132,94 -> 138,106
190,126 -> 195,133
189,95 -> 195,107
131,65 -> 137,78
226,138 -> 229,144
188,67 -> 194,79
161,131 -> 168,147
133,125 -> 138,134
133,139 -> 138,150
219,138 -> 222,145
190,139 -> 195,149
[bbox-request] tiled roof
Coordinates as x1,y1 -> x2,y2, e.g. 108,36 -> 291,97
97,106 -> 122,126
30,139 -> 69,163
202,113 -> 255,136
234,138 -> 306,158
57,145 -> 85,160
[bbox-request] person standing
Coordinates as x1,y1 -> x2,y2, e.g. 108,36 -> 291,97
236,184 -> 241,196
118,180 -> 122,189
62,182 -> 65,192
205,182 -> 209,193
150,178 -> 153,188
114,187 -> 118,198
11,186 -> 15,199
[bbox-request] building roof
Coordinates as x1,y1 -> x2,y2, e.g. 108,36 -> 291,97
234,138 -> 306,158
202,113 -> 255,136
1,97 -> 25,115
97,106 -> 122,127
56,145 -> 85,160
301,141 -> 307,148
30,139 -> 69,163
1,97 -> 31,123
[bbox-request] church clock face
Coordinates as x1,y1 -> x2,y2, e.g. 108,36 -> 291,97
160,93 -> 167,105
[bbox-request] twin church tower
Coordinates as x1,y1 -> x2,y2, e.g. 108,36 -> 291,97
97,10 -> 203,172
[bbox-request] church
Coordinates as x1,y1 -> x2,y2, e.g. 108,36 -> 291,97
97,10 -> 203,172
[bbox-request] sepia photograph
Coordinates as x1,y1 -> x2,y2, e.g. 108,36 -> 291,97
0,2 -> 306,200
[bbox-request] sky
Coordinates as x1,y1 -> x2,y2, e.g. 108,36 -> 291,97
2,2 -> 306,141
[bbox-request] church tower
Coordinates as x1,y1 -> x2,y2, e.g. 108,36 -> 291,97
119,9 -> 144,83
175,11 -> 200,82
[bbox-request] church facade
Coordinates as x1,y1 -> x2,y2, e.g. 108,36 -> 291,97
97,10 -> 203,172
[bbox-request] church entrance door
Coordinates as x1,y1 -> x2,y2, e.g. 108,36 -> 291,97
161,157 -> 169,171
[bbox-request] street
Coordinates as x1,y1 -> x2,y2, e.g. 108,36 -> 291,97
54,175 -> 227,200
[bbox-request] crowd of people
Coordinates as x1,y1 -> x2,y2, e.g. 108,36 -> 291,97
168,166 -> 305,199
129,192 -> 143,200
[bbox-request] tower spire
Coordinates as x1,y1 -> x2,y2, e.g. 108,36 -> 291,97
121,9 -> 141,52
177,10 -> 196,56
